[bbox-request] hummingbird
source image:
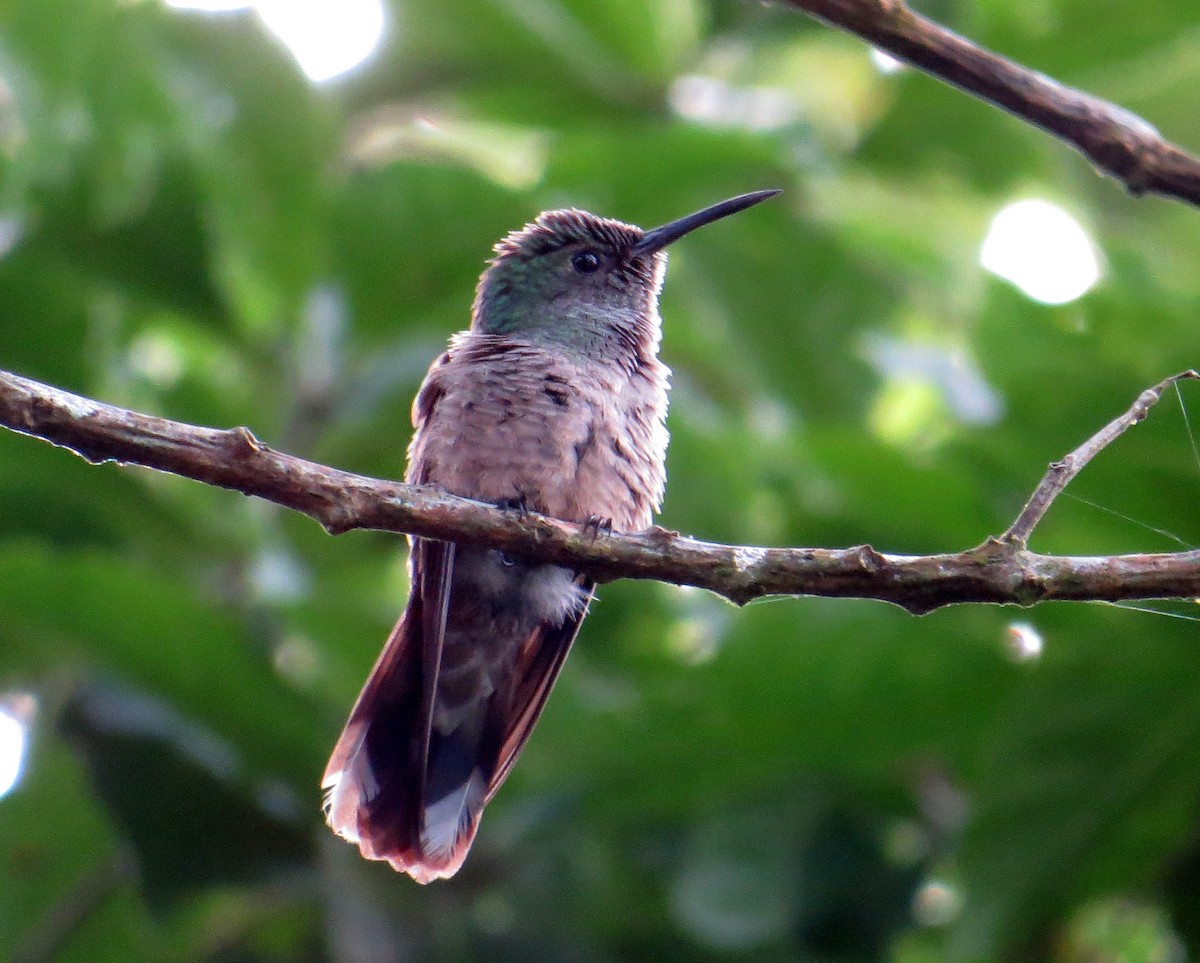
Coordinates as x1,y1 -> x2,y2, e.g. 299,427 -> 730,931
322,189 -> 779,883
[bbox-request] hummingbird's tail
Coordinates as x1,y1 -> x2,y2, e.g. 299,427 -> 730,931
322,601 -> 470,882
322,539 -> 593,883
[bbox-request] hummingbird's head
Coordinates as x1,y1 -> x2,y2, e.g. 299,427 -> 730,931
472,190 -> 779,361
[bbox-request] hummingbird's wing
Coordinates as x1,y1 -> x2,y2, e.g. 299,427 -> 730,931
487,577 -> 594,799
416,537 -> 454,784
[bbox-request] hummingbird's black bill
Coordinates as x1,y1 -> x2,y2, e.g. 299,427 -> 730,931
631,189 -> 781,257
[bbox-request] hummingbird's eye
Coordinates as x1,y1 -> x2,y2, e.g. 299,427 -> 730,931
571,250 -> 602,274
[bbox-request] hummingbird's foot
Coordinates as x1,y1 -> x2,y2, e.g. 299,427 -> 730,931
583,514 -> 614,540
496,493 -> 531,519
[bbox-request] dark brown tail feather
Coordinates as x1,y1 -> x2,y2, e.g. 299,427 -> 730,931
322,598 -> 433,875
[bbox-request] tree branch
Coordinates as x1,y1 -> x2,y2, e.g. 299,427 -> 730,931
782,0 -> 1200,207
3,368 -> 1200,614
1001,371 -> 1200,546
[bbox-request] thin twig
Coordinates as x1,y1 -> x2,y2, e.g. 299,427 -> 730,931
12,850 -> 137,963
782,0 -> 1200,207
1001,371 -> 1200,547
2,368 -> 1200,614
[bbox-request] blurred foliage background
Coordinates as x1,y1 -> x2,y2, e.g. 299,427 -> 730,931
1,0 -> 1199,960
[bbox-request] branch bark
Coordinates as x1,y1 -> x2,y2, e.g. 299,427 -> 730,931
2,367 -> 1199,615
782,0 -> 1200,208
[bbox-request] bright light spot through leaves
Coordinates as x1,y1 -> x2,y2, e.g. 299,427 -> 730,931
165,0 -> 386,83
979,199 -> 1101,305
0,695 -> 35,800
870,48 -> 907,74
913,879 -> 961,927
1006,621 -> 1044,661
